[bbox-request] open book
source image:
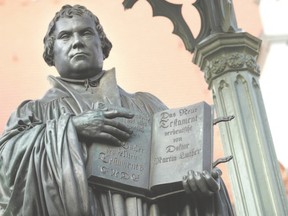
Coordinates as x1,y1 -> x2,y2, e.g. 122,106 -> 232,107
86,101 -> 214,200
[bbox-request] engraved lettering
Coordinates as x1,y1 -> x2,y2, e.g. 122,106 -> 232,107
99,166 -> 140,182
154,155 -> 177,165
120,172 -> 130,180
99,152 -> 110,163
166,145 -> 175,153
166,143 -> 190,153
100,166 -> 108,174
179,107 -> 197,116
131,174 -> 140,182
164,125 -> 193,136
180,148 -> 201,159
173,137 -> 182,143
111,169 -> 120,178
159,112 -> 176,128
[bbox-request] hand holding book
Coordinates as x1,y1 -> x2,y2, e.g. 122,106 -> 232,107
182,167 -> 222,196
72,103 -> 134,146
86,101 -> 215,199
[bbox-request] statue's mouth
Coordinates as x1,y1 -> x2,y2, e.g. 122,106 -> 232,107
71,52 -> 89,59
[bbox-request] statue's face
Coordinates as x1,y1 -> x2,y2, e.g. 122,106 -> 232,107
53,15 -> 104,79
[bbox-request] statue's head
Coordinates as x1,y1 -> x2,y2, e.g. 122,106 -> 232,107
43,5 -> 112,79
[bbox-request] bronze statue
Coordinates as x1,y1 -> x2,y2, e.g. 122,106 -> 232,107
0,5 -> 233,216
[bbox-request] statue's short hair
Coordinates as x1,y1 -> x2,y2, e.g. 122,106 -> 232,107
43,4 -> 112,66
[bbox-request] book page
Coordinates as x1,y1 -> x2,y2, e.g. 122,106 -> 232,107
86,110 -> 153,192
149,102 -> 213,192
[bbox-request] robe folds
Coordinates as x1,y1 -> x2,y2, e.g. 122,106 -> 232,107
0,70 -> 234,216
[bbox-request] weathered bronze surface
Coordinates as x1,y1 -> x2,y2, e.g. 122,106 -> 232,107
0,4 -> 234,216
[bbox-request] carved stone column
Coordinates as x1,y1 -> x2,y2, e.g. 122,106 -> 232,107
193,32 -> 288,215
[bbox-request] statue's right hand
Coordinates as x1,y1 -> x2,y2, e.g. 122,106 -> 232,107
72,109 -> 134,146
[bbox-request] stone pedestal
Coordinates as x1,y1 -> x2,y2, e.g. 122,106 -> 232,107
193,32 -> 288,215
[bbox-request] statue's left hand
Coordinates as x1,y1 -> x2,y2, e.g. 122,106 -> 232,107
182,167 -> 222,196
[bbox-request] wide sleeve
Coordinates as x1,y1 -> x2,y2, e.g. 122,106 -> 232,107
0,100 -> 91,216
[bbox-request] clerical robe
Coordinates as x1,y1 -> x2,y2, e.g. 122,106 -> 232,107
0,69 -> 233,216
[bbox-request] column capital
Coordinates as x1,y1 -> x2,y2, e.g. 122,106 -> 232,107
193,32 -> 262,88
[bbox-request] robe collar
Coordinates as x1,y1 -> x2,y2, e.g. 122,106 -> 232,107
58,70 -> 105,89
48,68 -> 122,112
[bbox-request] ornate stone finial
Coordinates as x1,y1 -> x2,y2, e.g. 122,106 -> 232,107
205,0 -> 239,34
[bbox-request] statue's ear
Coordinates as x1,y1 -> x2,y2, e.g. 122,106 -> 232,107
43,36 -> 56,66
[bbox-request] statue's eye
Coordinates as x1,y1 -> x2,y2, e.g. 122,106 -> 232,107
58,32 -> 70,40
82,30 -> 94,36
